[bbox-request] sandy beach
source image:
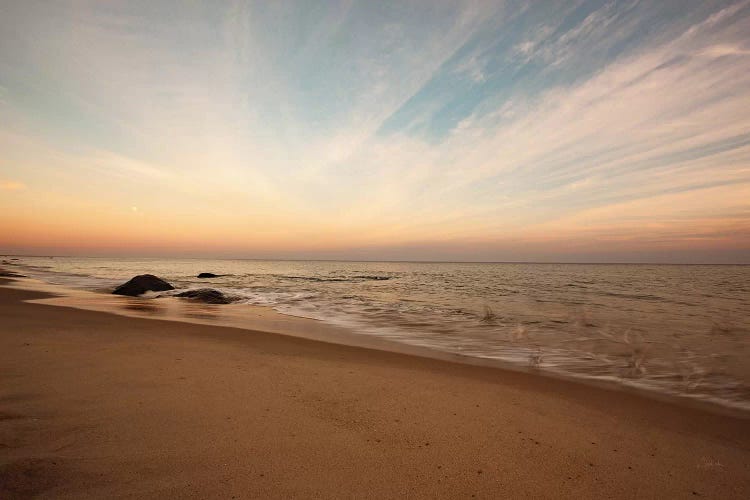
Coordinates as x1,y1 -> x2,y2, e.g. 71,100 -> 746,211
1,278 -> 749,499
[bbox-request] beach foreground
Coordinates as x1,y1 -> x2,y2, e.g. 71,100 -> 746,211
1,282 -> 748,498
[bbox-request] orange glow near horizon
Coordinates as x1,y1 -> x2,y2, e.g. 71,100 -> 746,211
3,181 -> 748,262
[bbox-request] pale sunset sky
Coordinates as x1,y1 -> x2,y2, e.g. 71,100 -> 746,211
1,1 -> 749,262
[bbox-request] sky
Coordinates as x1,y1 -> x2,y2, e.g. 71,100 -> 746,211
1,0 -> 749,263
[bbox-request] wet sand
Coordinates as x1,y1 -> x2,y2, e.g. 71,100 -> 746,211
1,279 -> 749,498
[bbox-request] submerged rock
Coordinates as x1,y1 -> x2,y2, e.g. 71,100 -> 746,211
197,272 -> 220,278
112,274 -> 174,296
175,288 -> 231,304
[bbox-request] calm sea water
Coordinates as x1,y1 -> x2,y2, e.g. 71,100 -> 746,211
6,256 -> 750,411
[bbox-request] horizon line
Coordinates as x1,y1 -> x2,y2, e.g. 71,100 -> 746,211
3,253 -> 749,266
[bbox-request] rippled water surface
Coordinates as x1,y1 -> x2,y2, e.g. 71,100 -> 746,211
5,256 -> 750,410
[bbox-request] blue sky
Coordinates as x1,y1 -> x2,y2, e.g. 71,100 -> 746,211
1,1 -> 749,262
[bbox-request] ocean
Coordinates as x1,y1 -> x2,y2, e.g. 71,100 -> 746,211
5,256 -> 749,412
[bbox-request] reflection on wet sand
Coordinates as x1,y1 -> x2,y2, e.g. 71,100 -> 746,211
121,298 -> 165,315
178,300 -> 223,320
119,296 -> 224,321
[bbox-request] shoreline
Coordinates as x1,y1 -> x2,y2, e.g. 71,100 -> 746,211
1,278 -> 750,497
3,275 -> 749,419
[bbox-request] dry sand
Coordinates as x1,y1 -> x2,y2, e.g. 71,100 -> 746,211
1,279 -> 749,498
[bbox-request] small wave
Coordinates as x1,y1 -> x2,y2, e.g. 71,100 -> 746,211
279,274 -> 393,283
285,276 -> 349,282
600,291 -> 663,301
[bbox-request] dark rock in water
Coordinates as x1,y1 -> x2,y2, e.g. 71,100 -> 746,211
197,272 -> 220,278
175,288 -> 231,304
112,274 -> 174,296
